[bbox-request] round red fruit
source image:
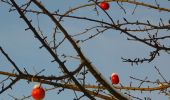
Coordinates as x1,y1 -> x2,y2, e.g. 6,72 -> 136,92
31,85 -> 45,100
111,73 -> 119,84
99,2 -> 109,10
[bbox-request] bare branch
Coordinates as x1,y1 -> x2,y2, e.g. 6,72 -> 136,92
0,47 -> 22,74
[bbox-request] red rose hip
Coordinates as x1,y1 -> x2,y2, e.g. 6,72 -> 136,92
99,2 -> 110,10
32,84 -> 45,100
111,73 -> 119,84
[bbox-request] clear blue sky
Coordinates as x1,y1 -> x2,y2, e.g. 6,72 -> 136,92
0,0 -> 170,99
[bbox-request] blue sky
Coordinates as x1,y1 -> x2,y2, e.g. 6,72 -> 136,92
0,0 -> 170,99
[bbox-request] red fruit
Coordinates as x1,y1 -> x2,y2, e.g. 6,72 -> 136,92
32,84 -> 45,100
111,73 -> 119,84
99,2 -> 110,10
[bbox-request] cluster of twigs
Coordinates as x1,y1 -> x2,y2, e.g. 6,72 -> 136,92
0,0 -> 170,99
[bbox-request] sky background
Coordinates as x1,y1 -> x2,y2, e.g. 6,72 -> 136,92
0,0 -> 170,100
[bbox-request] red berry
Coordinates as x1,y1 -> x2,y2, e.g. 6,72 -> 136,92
99,2 -> 110,10
32,85 -> 45,100
111,73 -> 119,84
